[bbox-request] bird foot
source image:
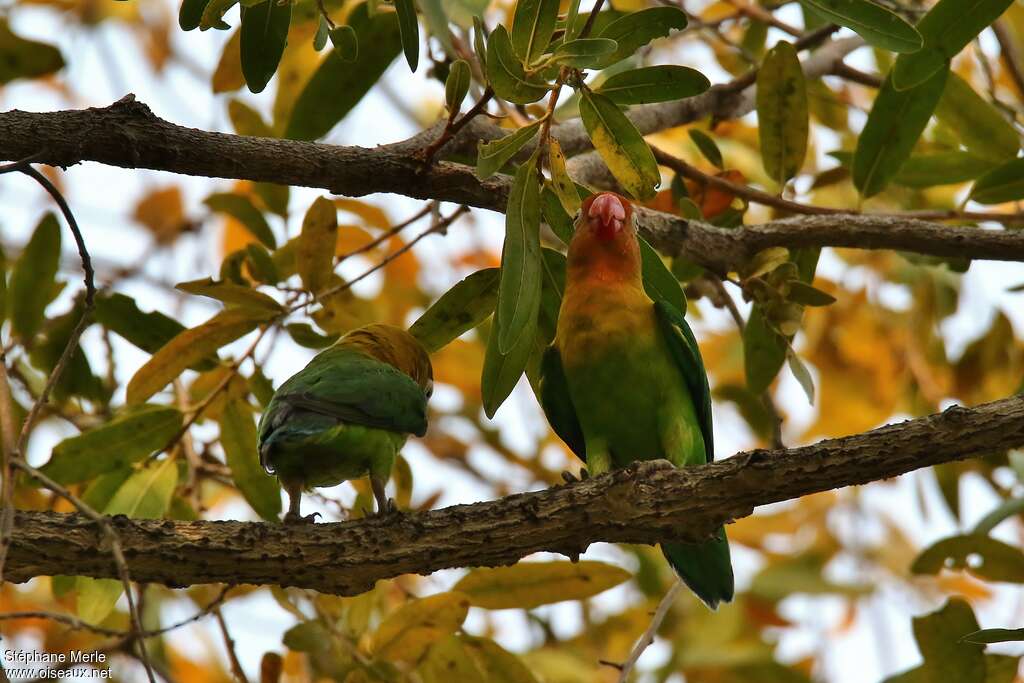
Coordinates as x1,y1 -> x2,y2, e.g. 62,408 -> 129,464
283,511 -> 321,524
375,497 -> 400,517
561,468 -> 590,484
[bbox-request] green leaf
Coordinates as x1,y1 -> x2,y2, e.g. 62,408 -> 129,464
912,534 -> 1024,582
285,322 -> 339,348
689,129 -> 724,170
200,0 -> 236,29
497,155 -> 543,354
852,67 -> 948,198
640,238 -> 687,315
445,58 -> 472,112
473,15 -> 487,69
757,41 -> 809,185
973,495 -> 1024,535
579,88 -> 659,200
77,458 -> 178,624
486,25 -> 551,104
329,25 -> 359,61
596,65 -> 709,105
540,186 -> 575,245
476,120 -> 542,180
30,303 -> 106,403
796,0 -> 921,52
909,599 -> 985,683
744,304 -> 786,394
220,397 -> 281,520
409,268 -> 501,352
551,38 -> 617,68
94,293 -> 199,360
935,73 -> 1020,163
394,0 -> 420,71
313,14 -> 329,51
454,561 -> 631,609
126,309 -> 264,405
204,192 -> 277,249
511,0 -> 560,64
787,281 -> 836,306
283,620 -> 331,652
175,277 -> 284,313
0,18 -> 64,84
296,196 -> 338,294
39,405 -> 183,485
960,629 -> 1024,644
969,158 -> 1024,204
287,4 -> 401,140
547,139 -> 580,216
893,151 -> 995,188
482,314 -> 536,418
892,0 -> 1016,90
787,348 -> 815,404
595,7 -> 687,68
240,0 -> 292,94
179,0 -> 211,30
10,213 -> 61,341
245,242 -> 281,283
419,0 -> 454,55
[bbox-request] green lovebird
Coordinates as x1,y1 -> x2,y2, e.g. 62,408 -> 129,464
539,192 -> 734,608
257,323 -> 433,522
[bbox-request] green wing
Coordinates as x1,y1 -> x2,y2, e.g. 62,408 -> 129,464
538,346 -> 586,462
653,300 -> 714,462
258,346 -> 428,449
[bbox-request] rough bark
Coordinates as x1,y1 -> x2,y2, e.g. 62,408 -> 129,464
3,97 -> 1024,274
6,395 -> 1023,595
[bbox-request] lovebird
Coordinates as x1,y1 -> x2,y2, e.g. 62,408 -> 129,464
539,192 -> 734,608
257,323 -> 433,522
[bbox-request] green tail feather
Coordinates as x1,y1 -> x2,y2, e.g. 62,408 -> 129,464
662,527 -> 734,609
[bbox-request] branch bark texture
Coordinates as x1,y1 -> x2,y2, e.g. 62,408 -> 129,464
3,97 -> 1024,273
6,395 -> 1024,595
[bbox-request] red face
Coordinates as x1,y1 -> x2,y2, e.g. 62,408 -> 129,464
581,192 -> 630,241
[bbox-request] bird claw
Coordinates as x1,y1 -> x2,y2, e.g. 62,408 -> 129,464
561,468 -> 590,484
283,511 -> 321,524
375,498 -> 400,517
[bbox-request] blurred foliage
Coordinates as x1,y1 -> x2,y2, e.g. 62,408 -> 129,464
2,0 -> 1024,680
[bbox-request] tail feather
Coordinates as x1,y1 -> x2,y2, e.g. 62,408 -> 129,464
662,527 -> 734,609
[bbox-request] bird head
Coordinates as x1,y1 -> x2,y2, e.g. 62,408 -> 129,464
567,192 -> 641,282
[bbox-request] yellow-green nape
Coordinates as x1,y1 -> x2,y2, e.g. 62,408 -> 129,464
337,323 -> 433,394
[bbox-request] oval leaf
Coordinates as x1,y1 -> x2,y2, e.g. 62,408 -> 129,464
476,120 -> 543,179
240,0 -> 292,94
446,58 -> 472,112
548,139 -> 580,215
409,268 -> 500,353
176,277 -> 284,313
394,0 -> 420,71
497,155 -> 543,354
852,67 -> 948,198
596,65 -> 710,105
892,0 -> 1016,90
935,73 -> 1020,163
454,561 -> 632,609
640,237 -> 687,315
9,212 -> 61,341
579,88 -> 660,200
486,25 -> 551,104
893,151 -> 995,188
551,38 -> 618,68
220,396 -> 281,520
757,40 -> 808,185
511,0 -> 560,64
596,7 -> 687,68
689,129 -> 724,170
329,25 -> 359,61
205,192 -> 277,249
912,534 -> 1024,582
482,313 -> 537,418
40,405 -> 183,485
372,592 -> 471,662
287,5 -> 402,140
744,303 -> 786,394
296,196 -> 338,294
126,309 -> 264,405
969,157 -> 1024,204
797,0 -> 921,52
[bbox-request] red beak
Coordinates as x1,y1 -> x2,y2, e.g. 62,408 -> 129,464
586,193 -> 627,240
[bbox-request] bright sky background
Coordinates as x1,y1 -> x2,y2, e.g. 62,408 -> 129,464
4,1 -> 1024,681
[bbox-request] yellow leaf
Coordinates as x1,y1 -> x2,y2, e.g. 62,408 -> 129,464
335,198 -> 390,229
126,308 -> 263,405
133,186 -> 186,244
297,197 -> 338,295
461,636 -> 540,683
453,561 -> 631,609
418,636 -> 485,683
212,29 -> 244,94
371,592 -> 470,662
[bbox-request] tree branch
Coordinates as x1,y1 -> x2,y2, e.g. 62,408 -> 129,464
5,395 -> 1024,595
3,97 -> 1024,273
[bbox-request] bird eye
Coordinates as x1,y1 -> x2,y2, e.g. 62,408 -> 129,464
425,379 -> 434,398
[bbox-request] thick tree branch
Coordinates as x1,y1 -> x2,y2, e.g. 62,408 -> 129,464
5,395 -> 1024,595
3,97 -> 1024,273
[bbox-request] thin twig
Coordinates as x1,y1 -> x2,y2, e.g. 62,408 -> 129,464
614,580 -> 683,682
214,607 -> 250,683
335,203 -> 434,266
420,87 -> 494,165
